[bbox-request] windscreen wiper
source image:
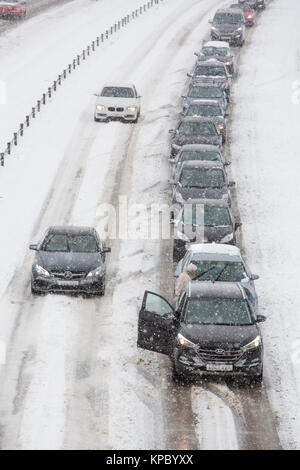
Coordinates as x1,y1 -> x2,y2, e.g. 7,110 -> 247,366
193,265 -> 216,280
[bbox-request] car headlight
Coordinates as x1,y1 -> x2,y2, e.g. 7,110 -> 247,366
172,144 -> 182,151
211,26 -> 217,31
34,264 -> 50,277
225,61 -> 231,66
96,105 -> 106,111
243,336 -> 261,351
218,124 -> 225,131
127,106 -> 137,112
236,27 -> 243,32
177,333 -> 196,348
176,230 -> 190,242
87,266 -> 105,278
220,232 -> 234,243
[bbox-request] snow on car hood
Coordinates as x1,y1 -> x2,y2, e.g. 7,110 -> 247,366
96,96 -> 139,107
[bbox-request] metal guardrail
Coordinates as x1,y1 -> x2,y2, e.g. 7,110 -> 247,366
0,0 -> 163,167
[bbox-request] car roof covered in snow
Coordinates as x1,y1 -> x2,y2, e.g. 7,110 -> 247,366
179,143 -> 222,152
186,99 -> 221,107
47,226 -> 95,235
187,281 -> 247,299
203,41 -> 230,49
187,243 -> 242,263
180,160 -> 224,170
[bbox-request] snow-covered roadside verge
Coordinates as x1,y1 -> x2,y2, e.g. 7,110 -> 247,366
230,0 -> 300,449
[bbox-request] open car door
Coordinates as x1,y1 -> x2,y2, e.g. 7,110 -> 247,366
137,291 -> 176,356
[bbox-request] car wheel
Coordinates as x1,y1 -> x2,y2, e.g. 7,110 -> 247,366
99,277 -> 106,296
249,371 -> 263,386
31,284 -> 42,295
171,361 -> 186,384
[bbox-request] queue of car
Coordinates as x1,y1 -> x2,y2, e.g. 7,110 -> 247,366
137,2 -> 268,384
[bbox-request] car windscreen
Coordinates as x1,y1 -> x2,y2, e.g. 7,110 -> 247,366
100,87 -> 134,98
42,234 -> 98,253
202,47 -> 228,57
188,86 -> 223,99
194,65 -> 226,77
178,121 -> 217,136
178,150 -> 221,163
213,12 -> 242,24
186,104 -> 221,117
184,299 -> 253,325
192,261 -> 247,282
179,168 -> 225,188
183,205 -> 231,226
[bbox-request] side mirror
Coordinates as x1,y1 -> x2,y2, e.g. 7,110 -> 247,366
102,246 -> 111,253
168,158 -> 176,163
225,112 -> 229,117
181,95 -> 186,99
256,315 -> 267,323
168,179 -> 176,185
187,73 -> 193,78
208,19 -> 212,24
137,95 -> 142,98
29,244 -> 38,251
250,274 -> 260,281
225,160 -> 231,166
94,93 -> 100,97
235,222 -> 242,230
168,129 -> 176,135
194,52 -> 199,57
228,181 -> 236,187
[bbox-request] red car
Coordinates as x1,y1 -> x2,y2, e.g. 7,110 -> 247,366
230,3 -> 255,26
0,0 -> 26,19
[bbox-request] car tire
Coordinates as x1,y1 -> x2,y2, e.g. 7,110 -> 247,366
31,284 -> 42,295
99,277 -> 106,296
249,371 -> 263,386
171,361 -> 186,384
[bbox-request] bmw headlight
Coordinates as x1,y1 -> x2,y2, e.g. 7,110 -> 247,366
243,336 -> 261,351
96,105 -> 106,111
127,106 -> 137,112
34,264 -> 50,277
176,231 -> 190,242
220,232 -> 234,243
87,266 -> 105,278
177,333 -> 196,348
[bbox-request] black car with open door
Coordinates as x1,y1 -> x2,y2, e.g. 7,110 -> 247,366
137,282 -> 266,383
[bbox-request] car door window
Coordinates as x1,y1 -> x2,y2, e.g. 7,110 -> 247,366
145,293 -> 173,316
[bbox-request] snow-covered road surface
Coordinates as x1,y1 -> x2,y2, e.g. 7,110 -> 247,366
231,0 -> 300,449
0,0 -> 285,450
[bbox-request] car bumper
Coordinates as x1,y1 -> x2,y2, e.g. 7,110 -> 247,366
211,32 -> 243,44
31,275 -> 105,294
0,9 -> 25,17
174,348 -> 263,379
94,109 -> 138,121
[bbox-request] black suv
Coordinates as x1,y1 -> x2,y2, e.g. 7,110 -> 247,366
210,8 -> 246,46
137,282 -> 266,383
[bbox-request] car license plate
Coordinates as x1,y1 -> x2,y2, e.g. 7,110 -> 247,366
57,280 -> 79,287
206,364 -> 233,372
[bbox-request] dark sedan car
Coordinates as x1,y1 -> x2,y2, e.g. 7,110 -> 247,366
210,8 -> 246,46
195,40 -> 234,75
169,117 -> 222,157
172,200 -> 241,259
188,59 -> 231,98
182,99 -> 227,143
182,82 -> 228,111
30,226 -> 111,296
169,144 -> 230,179
137,283 -> 266,383
170,161 -> 235,206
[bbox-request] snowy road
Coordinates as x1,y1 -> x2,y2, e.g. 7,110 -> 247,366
0,0 -> 288,450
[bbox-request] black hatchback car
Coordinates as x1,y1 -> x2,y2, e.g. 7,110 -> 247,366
137,282 -> 266,383
30,226 -> 111,296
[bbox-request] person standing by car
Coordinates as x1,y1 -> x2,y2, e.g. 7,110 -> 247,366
174,263 -> 197,300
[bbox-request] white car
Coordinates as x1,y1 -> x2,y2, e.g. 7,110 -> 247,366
94,84 -> 141,123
